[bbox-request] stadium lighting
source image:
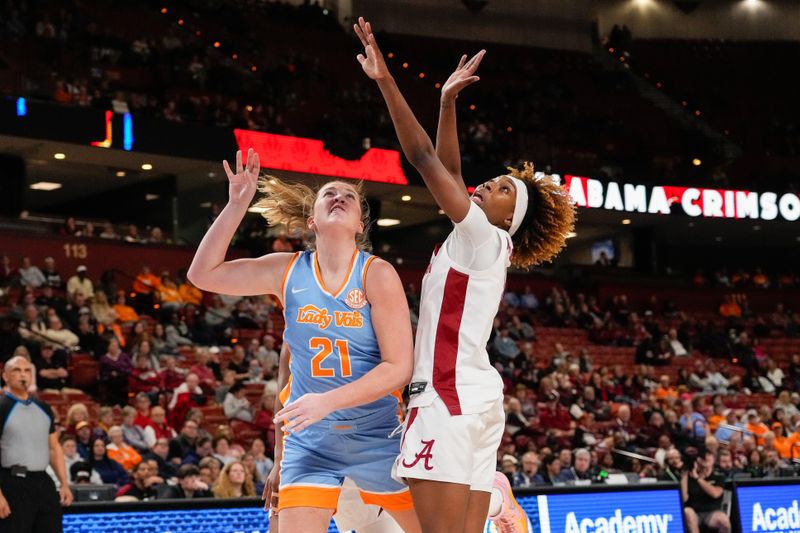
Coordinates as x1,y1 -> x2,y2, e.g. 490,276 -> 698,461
401,195 -> 411,202
116,171 -> 126,177
141,163 -> 153,170
377,219 -> 401,227
54,153 -> 66,160
566,232 -> 577,239
622,219 -> 632,225
692,158 -> 702,166
30,181 -> 62,191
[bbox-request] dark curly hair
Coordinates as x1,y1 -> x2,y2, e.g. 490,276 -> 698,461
507,162 -> 576,269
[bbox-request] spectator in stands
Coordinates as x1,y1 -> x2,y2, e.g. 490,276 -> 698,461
158,355 -> 186,393
67,265 -> 94,300
540,454 -> 568,484
178,278 -> 203,307
57,435 -> 102,485
157,464 -> 212,499
18,304 -> 47,345
493,328 -> 521,361
254,334 -> 279,372
249,438 -> 273,481
90,290 -> 116,326
212,436 -> 237,466
133,265 -> 160,314
144,437 -> 177,479
169,420 -> 200,463
745,412 -> 770,445
223,382 -> 253,422
190,349 -> 217,395
680,397 -> 709,440
143,406 -> 176,448
115,460 -> 161,501
774,391 -> 799,419
0,254 -> 18,288
106,426 -> 142,471
36,284 -> 66,316
63,291 -> 90,331
120,406 -> 149,453
682,454 -> 730,533
89,438 -> 128,488
758,358 -> 785,393
18,256 -> 45,288
165,312 -> 192,347
99,223 -> 119,239
41,256 -> 63,289
158,274 -> 182,314
99,338 -> 132,406
168,371 -> 205,427
128,353 -> 161,398
35,343 -> 69,390
113,292 -> 139,324
43,314 -> 79,349
183,436 -> 214,466
511,451 -> 543,488
561,448 -> 593,482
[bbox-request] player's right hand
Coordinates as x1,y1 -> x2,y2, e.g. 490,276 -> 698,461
441,50 -> 485,103
263,461 -> 280,511
223,148 -> 260,207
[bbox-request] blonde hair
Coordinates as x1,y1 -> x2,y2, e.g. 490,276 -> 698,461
507,162 -> 576,269
252,176 -> 371,251
212,460 -> 255,498
66,403 -> 89,427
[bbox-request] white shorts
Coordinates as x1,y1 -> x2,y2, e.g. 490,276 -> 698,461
334,478 -> 403,533
393,395 -> 505,492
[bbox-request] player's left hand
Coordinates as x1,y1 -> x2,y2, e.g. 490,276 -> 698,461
354,17 -> 389,81
60,484 -> 74,506
274,393 -> 332,433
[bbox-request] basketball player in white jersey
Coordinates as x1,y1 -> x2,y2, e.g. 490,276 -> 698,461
355,18 -> 575,533
264,343 -> 403,533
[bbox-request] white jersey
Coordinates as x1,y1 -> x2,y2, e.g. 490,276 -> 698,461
408,203 -> 509,415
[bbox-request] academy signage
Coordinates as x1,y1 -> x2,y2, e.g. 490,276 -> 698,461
738,484 -> 800,533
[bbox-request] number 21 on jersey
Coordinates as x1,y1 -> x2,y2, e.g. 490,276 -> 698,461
309,337 -> 351,378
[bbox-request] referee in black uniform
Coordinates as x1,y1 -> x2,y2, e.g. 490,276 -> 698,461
1,356 -> 73,532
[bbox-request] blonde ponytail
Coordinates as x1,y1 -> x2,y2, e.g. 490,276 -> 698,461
252,176 -> 315,236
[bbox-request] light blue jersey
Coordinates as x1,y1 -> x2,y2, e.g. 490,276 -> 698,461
277,249 -> 411,511
280,249 -> 399,421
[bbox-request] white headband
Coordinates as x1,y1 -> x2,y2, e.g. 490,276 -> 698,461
494,175 -> 528,236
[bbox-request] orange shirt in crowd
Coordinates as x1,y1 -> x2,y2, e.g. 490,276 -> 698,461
719,301 -> 742,318
656,386 -> 678,401
746,421 -> 770,445
708,414 -> 725,433
107,443 -> 142,471
178,283 -> 202,306
776,432 -> 800,460
159,284 -> 181,303
113,304 -> 139,323
134,273 -> 161,294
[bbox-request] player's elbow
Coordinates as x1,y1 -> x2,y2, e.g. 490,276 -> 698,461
406,144 -> 437,169
186,263 -> 210,290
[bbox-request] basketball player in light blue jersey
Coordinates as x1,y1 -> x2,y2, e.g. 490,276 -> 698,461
188,149 -> 420,533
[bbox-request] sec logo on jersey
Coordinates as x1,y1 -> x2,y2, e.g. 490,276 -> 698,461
345,288 -> 367,309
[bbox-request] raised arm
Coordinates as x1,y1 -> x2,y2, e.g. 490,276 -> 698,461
187,149 -> 291,297
354,18 -> 471,223
436,50 -> 485,193
274,259 -> 413,433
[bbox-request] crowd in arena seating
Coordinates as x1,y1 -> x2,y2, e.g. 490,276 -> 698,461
2,244 -> 799,510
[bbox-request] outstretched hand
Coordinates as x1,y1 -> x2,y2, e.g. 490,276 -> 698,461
441,49 -> 485,103
354,17 -> 389,81
223,148 -> 260,206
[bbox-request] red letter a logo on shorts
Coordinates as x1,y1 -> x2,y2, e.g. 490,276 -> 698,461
401,439 -> 435,470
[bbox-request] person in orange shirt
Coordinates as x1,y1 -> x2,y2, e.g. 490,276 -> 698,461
707,402 -> 727,433
133,265 -> 161,315
158,274 -> 182,314
106,425 -> 142,471
745,412 -> 770,446
178,279 -> 203,306
114,291 -> 140,323
719,295 -> 742,318
655,375 -> 678,401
